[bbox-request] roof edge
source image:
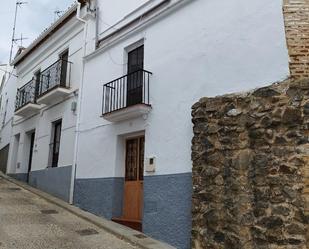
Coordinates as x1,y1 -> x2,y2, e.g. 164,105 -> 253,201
12,2 -> 80,67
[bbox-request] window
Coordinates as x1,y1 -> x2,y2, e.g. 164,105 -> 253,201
34,70 -> 41,100
127,45 -> 144,106
125,136 -> 145,181
0,94 -> 2,113
59,49 -> 69,87
49,119 -> 62,168
2,99 -> 8,127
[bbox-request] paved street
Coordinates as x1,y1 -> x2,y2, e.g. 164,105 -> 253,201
0,176 -> 138,249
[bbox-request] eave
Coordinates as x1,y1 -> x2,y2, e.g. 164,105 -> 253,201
11,3 -> 83,67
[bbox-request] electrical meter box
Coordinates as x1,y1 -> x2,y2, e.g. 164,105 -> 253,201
145,157 -> 156,172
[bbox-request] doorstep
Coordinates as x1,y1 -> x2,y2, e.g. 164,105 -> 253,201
112,217 -> 142,232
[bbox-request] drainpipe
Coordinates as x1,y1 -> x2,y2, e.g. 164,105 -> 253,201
69,1 -> 88,205
76,2 -> 87,24
94,0 -> 99,49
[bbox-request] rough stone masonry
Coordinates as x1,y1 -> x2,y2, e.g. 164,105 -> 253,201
191,78 -> 309,249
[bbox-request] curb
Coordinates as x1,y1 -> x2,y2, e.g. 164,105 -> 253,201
0,173 -> 175,249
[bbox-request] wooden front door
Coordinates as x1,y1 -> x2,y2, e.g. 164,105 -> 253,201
123,136 -> 145,221
127,45 -> 144,106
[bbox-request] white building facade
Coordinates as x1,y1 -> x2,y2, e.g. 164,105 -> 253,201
0,66 -> 16,174
4,0 -> 291,248
7,4 -> 86,201
73,0 -> 290,248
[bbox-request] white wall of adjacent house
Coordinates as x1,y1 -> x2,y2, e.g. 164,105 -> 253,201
6,16 -> 84,174
0,70 -> 17,150
75,0 -> 290,179
0,68 -> 17,152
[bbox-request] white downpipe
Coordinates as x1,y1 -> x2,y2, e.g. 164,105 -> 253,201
69,2 -> 87,204
94,0 -> 99,49
76,2 -> 86,24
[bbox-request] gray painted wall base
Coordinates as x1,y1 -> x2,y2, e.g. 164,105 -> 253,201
74,177 -> 124,219
28,166 -> 72,202
143,173 -> 192,249
8,173 -> 28,183
74,173 -> 192,249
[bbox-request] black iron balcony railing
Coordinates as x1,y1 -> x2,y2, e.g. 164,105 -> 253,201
102,69 -> 152,115
15,79 -> 37,111
37,59 -> 72,98
15,59 -> 73,112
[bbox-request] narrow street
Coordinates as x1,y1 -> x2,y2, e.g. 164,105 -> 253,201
0,176 -> 138,249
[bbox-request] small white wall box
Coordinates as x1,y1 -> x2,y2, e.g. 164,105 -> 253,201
145,157 -> 156,172
71,101 -> 77,112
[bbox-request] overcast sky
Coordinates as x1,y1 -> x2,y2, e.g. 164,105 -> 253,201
0,0 -> 74,64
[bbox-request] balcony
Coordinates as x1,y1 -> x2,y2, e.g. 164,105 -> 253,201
36,59 -> 72,105
102,69 -> 152,122
15,79 -> 42,117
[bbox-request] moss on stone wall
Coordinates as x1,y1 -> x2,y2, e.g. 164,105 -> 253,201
191,79 -> 309,249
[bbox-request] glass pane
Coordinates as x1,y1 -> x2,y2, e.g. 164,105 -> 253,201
139,137 -> 145,181
125,139 -> 138,181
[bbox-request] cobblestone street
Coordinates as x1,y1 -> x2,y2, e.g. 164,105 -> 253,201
0,176 -> 138,249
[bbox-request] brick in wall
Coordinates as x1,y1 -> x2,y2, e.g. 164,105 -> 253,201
283,0 -> 309,79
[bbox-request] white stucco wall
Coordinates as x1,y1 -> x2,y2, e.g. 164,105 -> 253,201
97,0 -> 148,32
75,0 -> 290,179
7,16 -> 83,174
0,69 -> 17,151
9,97 -> 78,174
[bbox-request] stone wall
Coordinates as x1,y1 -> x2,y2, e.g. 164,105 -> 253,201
191,78 -> 309,249
283,0 -> 309,79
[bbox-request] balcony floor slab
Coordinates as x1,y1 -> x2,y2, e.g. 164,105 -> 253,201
102,104 -> 152,122
37,87 -> 71,105
15,103 -> 42,117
